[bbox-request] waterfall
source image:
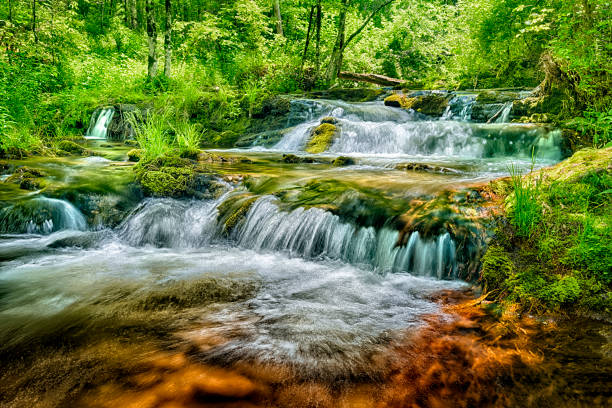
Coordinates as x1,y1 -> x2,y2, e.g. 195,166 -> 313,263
443,95 -> 477,121
236,197 -> 458,279
495,102 -> 513,123
0,197 -> 87,234
116,195 -> 459,279
85,108 -> 115,140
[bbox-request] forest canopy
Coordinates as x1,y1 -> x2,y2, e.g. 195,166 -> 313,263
0,0 -> 610,150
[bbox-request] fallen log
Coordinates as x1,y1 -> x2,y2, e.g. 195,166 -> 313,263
339,71 -> 407,87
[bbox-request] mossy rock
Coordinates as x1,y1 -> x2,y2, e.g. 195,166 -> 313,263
124,140 -> 139,147
127,149 -> 142,162
480,246 -> 514,291
536,147 -> 612,184
5,167 -> 48,191
306,123 -> 338,154
385,93 -> 450,116
139,168 -> 195,197
332,156 -> 355,167
217,194 -> 259,235
57,140 -> 93,156
281,154 -> 316,164
395,162 -> 456,174
179,149 -> 201,160
321,116 -> 338,125
134,154 -> 198,197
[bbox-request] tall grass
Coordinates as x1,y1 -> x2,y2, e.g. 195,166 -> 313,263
174,120 -> 204,152
128,110 -> 172,161
508,154 -> 542,237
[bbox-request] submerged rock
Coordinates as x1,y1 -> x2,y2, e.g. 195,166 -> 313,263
57,140 -> 94,156
332,156 -> 355,167
5,167 -> 47,191
395,163 -> 458,174
281,154 -> 316,164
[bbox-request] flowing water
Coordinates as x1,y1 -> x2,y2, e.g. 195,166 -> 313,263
85,108 -> 115,140
1,95 -> 610,407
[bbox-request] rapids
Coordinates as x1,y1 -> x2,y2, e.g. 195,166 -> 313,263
2,94 -> 608,407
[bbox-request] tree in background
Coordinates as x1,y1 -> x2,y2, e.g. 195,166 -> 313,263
145,0 -> 157,78
164,0 -> 172,77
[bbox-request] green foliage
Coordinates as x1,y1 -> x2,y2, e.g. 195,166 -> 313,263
129,110 -> 172,162
480,246 -> 513,292
507,161 -> 541,237
485,148 -> 612,313
565,108 -> 612,148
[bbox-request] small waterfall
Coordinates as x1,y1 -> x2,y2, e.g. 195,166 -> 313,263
117,196 -> 228,248
85,108 -> 115,140
495,102 -> 513,123
236,197 -> 458,278
443,95 -> 477,121
0,197 -> 87,234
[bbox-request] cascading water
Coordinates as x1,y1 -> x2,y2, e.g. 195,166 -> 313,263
495,102 -> 514,123
262,98 -> 562,168
85,108 -> 114,140
0,197 -> 87,234
236,196 -> 457,279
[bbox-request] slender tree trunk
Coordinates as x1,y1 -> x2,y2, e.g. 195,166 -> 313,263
301,6 -> 315,72
315,0 -> 322,78
325,0 -> 347,83
32,0 -> 38,43
146,0 -> 158,78
326,0 -> 395,83
130,0 -> 138,29
164,0 -> 172,77
273,0 -> 283,36
8,0 -> 12,23
101,0 -> 105,32
124,0 -> 128,25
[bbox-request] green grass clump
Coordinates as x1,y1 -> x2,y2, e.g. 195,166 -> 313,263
507,162 -> 541,237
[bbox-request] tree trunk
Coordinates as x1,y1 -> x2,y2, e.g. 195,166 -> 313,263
32,0 -> 38,43
124,0 -> 128,25
164,0 -> 172,77
8,0 -> 12,23
273,0 -> 283,36
326,0 -> 395,83
315,0 -> 322,78
301,6 -> 315,71
130,0 -> 138,29
325,0 -> 347,83
100,0 -> 105,32
146,0 -> 158,78
338,72 -> 407,87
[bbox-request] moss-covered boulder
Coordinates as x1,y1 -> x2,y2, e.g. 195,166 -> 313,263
480,246 -> 514,291
281,154 -> 316,164
139,169 -> 194,197
57,140 -> 94,156
5,167 -> 47,191
306,123 -> 338,154
134,155 -> 197,198
321,116 -> 338,125
384,93 -> 450,116
217,193 -> 259,236
395,162 -> 457,174
127,149 -> 142,162
332,156 -> 355,167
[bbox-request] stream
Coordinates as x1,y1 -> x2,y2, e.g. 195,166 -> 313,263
0,95 -> 610,407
